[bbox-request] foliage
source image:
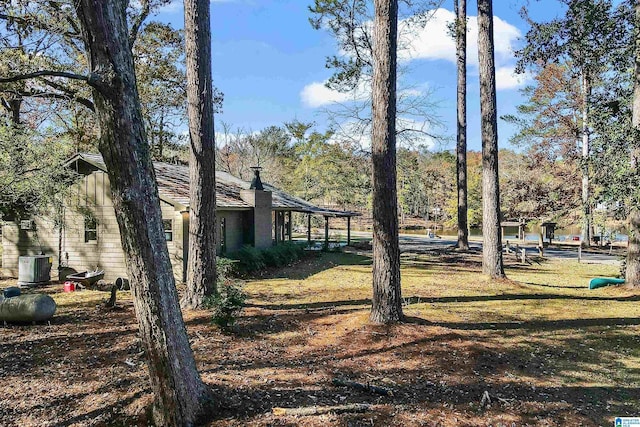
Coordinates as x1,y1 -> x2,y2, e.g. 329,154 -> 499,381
0,2 -> 92,113
510,0 -> 634,227
503,64 -> 582,162
515,0 -> 626,79
134,22 -> 224,163
216,121 -> 372,212
216,123 -> 293,187
308,0 -> 442,92
232,245 -> 266,273
498,149 -> 581,226
203,282 -> 246,328
262,242 -> 306,267
0,1 -> 222,162
398,149 -> 456,224
203,257 -> 247,328
216,256 -> 238,281
286,121 -> 371,210
0,124 -> 76,219
446,151 -> 482,226
231,242 -> 307,273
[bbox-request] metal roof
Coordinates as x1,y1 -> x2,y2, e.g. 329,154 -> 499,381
67,153 -> 359,217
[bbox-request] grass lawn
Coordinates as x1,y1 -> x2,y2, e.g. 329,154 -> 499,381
1,248 -> 639,426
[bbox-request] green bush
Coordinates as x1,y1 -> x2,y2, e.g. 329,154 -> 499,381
232,245 -> 265,272
204,282 -> 246,328
216,256 -> 237,281
230,241 -> 307,273
261,246 -> 284,267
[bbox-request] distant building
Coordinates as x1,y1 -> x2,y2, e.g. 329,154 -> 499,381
1,153 -> 356,281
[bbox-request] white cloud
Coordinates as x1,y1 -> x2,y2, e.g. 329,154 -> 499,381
400,8 -> 521,68
399,9 -> 531,89
302,7 -> 529,110
300,80 -> 371,108
300,82 -> 352,108
495,66 -> 531,91
156,0 -> 237,13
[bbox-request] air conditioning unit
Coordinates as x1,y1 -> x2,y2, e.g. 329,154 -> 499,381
18,255 -> 52,288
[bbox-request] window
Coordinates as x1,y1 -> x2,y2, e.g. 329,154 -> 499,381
163,219 -> 173,242
84,217 -> 97,243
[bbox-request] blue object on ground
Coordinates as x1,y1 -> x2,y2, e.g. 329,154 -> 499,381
589,277 -> 626,290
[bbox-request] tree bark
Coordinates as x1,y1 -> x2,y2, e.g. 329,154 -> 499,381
627,0 -> 640,287
9,98 -> 21,125
581,71 -> 592,247
477,0 -> 505,278
370,0 -> 403,324
182,0 -> 218,309
454,0 -> 469,250
74,1 -> 211,425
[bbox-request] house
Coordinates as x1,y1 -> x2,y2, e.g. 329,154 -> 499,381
1,153 -> 358,282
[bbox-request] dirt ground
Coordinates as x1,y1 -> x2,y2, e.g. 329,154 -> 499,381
1,249 -> 639,426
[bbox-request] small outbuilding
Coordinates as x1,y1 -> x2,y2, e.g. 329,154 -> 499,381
1,153 -> 358,281
501,219 -> 527,242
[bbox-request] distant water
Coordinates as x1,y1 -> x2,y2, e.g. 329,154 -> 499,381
399,225 -> 629,242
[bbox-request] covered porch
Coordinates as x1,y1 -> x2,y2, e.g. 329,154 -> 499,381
272,208 -> 360,249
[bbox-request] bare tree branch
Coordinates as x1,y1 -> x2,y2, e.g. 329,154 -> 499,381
7,88 -> 94,111
39,77 -> 94,110
129,0 -> 151,46
0,71 -> 90,84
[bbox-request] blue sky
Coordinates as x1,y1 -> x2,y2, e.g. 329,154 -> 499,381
155,0 -> 566,152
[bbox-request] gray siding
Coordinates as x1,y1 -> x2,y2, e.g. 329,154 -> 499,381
2,170 -> 185,282
217,211 -> 245,255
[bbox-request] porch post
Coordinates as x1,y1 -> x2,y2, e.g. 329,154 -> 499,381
287,211 -> 292,241
324,216 -> 329,250
307,214 -> 312,245
347,216 -> 351,245
274,211 -> 280,245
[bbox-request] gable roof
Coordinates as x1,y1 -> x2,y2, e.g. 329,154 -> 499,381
66,153 -> 358,217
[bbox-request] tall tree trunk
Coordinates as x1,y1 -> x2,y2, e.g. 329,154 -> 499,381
74,1 -> 211,425
370,0 -> 403,324
454,0 -> 469,250
627,0 -> 640,287
581,71 -> 592,247
477,0 -> 505,278
182,0 -> 218,309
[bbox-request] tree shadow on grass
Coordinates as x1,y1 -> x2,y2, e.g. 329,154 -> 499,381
55,389 -> 148,427
247,252 -> 372,281
405,315 -> 640,331
247,291 -> 640,313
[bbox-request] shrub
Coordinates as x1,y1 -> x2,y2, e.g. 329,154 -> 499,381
216,256 -> 237,281
229,242 -> 307,273
204,282 -> 246,328
261,246 -> 284,267
232,245 -> 265,272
